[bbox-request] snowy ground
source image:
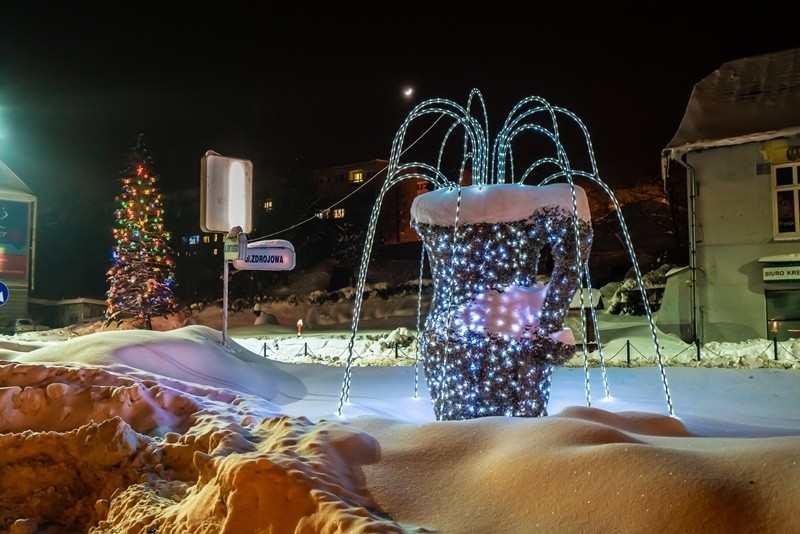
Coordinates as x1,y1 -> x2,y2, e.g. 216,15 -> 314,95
17,301 -> 800,370
0,313 -> 798,533
2,271 -> 798,532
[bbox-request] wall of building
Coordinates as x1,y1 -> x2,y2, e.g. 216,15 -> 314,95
312,160 -> 427,246
685,141 -> 800,342
0,162 -> 38,325
29,297 -> 107,327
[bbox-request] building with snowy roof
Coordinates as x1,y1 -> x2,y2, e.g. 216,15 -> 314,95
661,47 -> 800,343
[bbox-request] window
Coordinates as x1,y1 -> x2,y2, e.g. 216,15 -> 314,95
202,235 -> 211,244
333,208 -> 345,218
766,289 -> 800,341
263,199 -> 273,211
773,163 -> 800,239
349,170 -> 363,183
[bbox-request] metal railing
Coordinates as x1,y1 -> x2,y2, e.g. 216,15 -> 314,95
254,335 -> 799,368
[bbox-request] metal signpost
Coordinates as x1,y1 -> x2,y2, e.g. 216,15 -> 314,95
200,152 -> 294,346
221,229 -> 295,344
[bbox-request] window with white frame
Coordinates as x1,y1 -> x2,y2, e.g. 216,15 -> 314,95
773,163 -> 800,239
333,208 -> 345,218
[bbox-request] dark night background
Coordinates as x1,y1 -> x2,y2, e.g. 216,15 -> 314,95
0,2 -> 797,299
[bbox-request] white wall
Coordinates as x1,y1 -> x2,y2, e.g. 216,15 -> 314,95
685,141 -> 800,342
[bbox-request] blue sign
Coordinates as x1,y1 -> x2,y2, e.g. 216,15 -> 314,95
0,281 -> 7,306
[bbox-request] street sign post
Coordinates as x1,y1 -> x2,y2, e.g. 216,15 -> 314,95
201,149 -> 253,346
218,227 -> 296,348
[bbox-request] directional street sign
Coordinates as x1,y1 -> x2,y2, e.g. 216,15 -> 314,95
233,239 -> 295,271
0,281 -> 7,306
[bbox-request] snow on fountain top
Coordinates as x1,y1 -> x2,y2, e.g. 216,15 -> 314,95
410,183 -> 590,226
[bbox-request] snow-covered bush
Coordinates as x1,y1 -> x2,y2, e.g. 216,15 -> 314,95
607,264 -> 674,315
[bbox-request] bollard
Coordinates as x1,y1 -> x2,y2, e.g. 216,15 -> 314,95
395,345 -> 399,359
626,340 -> 631,366
304,342 -> 308,357
696,339 -> 701,361
262,342 -> 267,357
774,337 -> 778,361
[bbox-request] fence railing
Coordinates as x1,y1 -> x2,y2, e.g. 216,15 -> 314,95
252,334 -> 800,368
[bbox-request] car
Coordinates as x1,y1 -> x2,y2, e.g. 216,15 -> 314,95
8,318 -> 51,335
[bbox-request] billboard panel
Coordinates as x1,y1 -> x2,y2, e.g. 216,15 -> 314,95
0,200 -> 31,282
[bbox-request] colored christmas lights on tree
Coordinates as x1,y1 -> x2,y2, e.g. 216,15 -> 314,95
105,134 -> 176,329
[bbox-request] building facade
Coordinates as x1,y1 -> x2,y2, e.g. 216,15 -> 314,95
312,159 -> 428,246
28,297 -> 107,327
0,161 -> 37,324
660,47 -> 800,343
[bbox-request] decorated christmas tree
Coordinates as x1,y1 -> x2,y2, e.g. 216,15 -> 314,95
105,134 -> 176,329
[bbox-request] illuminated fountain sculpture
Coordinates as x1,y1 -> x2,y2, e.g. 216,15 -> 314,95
338,90 -> 674,421
411,183 -> 591,419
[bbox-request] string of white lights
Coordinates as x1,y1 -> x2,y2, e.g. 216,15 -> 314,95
336,89 -> 676,421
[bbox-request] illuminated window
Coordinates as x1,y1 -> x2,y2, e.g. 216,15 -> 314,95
188,235 -> 200,245
773,163 -> 800,239
349,170 -> 363,183
213,248 -> 219,255
202,235 -> 211,244
333,208 -> 345,218
263,199 -> 273,211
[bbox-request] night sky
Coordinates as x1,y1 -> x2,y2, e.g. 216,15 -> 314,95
1,2 -> 797,299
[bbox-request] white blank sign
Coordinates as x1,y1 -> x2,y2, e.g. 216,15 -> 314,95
200,150 -> 253,233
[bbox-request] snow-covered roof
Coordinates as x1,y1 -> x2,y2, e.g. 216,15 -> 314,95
663,47 -> 800,160
0,160 -> 35,198
758,253 -> 800,263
